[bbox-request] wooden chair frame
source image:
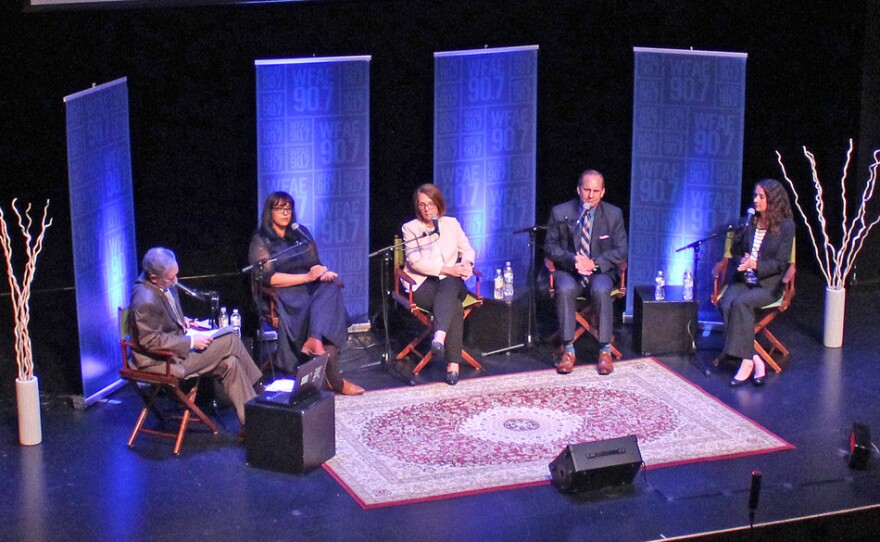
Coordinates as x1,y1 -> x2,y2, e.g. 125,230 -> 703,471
710,235 -> 796,373
391,258 -> 483,376
118,307 -> 218,455
544,259 -> 627,359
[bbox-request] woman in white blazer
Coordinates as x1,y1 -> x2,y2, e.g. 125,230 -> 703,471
401,183 -> 476,385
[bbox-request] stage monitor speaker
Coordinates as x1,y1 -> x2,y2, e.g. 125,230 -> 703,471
848,422 -> 871,469
549,435 -> 642,493
245,391 -> 335,474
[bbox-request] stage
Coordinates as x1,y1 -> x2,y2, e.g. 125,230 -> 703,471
1,270 -> 878,541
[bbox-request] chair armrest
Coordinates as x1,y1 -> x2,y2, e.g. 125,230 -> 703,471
780,264 -> 796,311
711,258 -> 730,306
394,267 -> 418,307
617,260 -> 628,296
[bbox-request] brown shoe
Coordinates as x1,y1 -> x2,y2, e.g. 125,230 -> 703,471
557,351 -> 575,374
301,337 -> 326,356
327,379 -> 365,396
597,351 -> 614,375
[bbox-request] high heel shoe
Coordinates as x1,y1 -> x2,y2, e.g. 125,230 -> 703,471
752,355 -> 766,386
729,359 -> 754,387
446,367 -> 459,386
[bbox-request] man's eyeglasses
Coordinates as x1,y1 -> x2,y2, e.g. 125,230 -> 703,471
272,206 -> 293,215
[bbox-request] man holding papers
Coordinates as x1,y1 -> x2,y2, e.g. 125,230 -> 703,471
129,247 -> 263,430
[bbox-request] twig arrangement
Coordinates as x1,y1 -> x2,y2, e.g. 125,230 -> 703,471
777,139 -> 880,289
0,199 -> 53,381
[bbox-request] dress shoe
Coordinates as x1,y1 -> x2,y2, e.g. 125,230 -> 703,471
597,351 -> 614,375
729,376 -> 752,387
431,341 -> 446,365
301,337 -> 326,356
446,368 -> 459,386
751,355 -> 766,386
556,351 -> 575,374
328,379 -> 365,396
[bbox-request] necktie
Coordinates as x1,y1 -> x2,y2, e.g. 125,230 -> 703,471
578,212 -> 591,258
164,288 -> 184,326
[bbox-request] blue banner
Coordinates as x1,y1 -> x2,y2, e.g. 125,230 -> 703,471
434,46 -> 538,289
255,56 -> 371,324
628,48 -> 747,323
64,77 -> 138,404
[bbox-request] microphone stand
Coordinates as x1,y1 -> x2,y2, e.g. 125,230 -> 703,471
481,223 -> 547,356
367,234 -> 434,386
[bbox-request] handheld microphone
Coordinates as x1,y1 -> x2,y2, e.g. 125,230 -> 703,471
175,281 -> 204,300
748,470 -> 762,526
431,215 -> 440,235
744,207 -> 755,226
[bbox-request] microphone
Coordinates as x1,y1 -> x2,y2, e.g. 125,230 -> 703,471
748,470 -> 762,526
577,202 -> 591,225
175,281 -> 205,300
431,215 -> 440,235
742,207 -> 755,227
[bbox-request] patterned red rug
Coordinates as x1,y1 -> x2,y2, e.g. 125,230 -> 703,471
324,358 -> 793,508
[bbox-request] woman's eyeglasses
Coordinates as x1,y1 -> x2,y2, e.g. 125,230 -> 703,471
272,206 -> 293,215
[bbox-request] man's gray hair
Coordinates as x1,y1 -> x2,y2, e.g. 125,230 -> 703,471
142,247 -> 178,279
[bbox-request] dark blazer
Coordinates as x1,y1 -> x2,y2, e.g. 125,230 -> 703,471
731,217 -> 795,293
129,273 -> 192,370
544,199 -> 628,281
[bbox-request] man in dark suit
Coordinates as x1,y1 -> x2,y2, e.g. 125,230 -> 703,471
544,170 -> 628,375
129,247 -> 263,429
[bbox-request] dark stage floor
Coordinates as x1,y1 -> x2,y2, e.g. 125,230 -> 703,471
2,271 -> 879,542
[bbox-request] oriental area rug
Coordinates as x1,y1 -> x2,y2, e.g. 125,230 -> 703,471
323,358 -> 792,508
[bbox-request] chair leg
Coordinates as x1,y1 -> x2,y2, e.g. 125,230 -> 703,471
461,350 -> 482,371
397,327 -> 432,361
754,341 -> 783,373
761,328 -> 790,362
412,351 -> 433,375
128,406 -> 150,448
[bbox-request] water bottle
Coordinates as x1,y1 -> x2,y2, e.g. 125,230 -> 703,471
654,271 -> 666,301
503,261 -> 514,298
219,306 -> 229,328
230,308 -> 242,336
682,269 -> 694,301
493,269 -> 504,300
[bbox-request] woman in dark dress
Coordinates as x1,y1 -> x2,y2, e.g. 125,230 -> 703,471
718,179 -> 795,387
248,191 -> 364,396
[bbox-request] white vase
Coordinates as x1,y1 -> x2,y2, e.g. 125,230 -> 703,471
823,286 -> 846,348
15,376 -> 42,446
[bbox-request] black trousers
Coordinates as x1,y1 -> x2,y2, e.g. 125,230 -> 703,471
412,276 -> 467,365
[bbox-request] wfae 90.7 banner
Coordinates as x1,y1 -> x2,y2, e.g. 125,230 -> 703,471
434,46 -> 538,289
255,56 -> 371,324
628,48 -> 747,323
64,77 -> 138,405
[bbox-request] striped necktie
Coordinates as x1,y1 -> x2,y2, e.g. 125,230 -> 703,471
578,211 -> 591,258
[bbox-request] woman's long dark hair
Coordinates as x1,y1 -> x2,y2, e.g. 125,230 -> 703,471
258,191 -> 298,242
756,179 -> 793,234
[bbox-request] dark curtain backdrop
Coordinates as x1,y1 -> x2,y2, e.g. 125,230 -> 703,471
0,0 -> 875,399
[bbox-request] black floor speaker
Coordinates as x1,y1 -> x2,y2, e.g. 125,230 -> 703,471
849,422 -> 872,469
245,391 -> 335,474
549,435 -> 643,493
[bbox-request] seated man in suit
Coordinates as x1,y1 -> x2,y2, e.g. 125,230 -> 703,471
544,169 -> 628,375
129,247 -> 263,433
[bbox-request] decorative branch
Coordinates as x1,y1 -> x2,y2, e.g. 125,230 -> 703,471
0,199 -> 53,381
777,139 -> 880,289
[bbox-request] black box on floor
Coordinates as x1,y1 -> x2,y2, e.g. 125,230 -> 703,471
634,285 -> 698,356
245,391 -> 335,474
549,435 -> 643,493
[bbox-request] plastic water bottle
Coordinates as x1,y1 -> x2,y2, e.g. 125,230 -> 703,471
654,271 -> 666,301
494,269 -> 504,300
230,308 -> 242,336
219,306 -> 229,328
682,269 -> 694,302
503,261 -> 514,299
